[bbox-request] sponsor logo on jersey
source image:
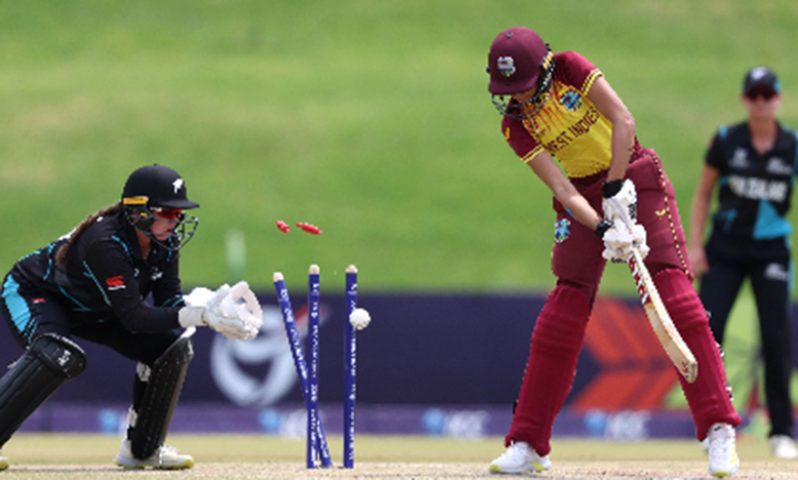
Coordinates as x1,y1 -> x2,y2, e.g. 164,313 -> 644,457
151,269 -> 163,281
728,175 -> 788,202
105,275 -> 126,291
729,148 -> 750,169
766,156 -> 793,176
559,90 -> 582,111
764,263 -> 789,282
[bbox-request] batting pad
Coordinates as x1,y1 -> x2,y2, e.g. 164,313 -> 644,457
130,329 -> 194,459
0,333 -> 86,446
653,268 -> 740,439
508,283 -> 590,456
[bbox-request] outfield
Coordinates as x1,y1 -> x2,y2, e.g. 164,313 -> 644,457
1,1 -> 797,293
1,434 -> 794,479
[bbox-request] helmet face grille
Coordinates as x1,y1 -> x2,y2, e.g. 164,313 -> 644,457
169,214 -> 199,250
125,206 -> 199,252
490,54 -> 556,120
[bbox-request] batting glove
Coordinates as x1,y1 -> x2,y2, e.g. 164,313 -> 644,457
600,220 -> 650,263
602,179 -> 638,226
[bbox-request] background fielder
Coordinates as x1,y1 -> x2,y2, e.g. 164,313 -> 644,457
689,66 -> 798,460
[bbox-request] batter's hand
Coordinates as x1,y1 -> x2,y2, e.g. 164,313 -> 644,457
601,220 -> 649,263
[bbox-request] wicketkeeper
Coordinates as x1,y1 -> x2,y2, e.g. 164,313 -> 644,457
0,165 -> 262,470
485,27 -> 741,478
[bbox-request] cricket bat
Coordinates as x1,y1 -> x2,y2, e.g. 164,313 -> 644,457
628,247 -> 698,383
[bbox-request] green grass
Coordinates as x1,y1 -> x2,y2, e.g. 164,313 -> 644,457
1,1 -> 797,294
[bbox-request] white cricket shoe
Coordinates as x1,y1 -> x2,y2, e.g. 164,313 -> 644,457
115,439 -> 194,470
0,450 -> 8,471
488,441 -> 551,474
707,423 -> 739,478
769,435 -> 798,459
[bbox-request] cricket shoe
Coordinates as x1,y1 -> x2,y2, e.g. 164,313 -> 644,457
488,441 -> 551,474
769,435 -> 798,459
707,423 -> 739,478
115,439 -> 194,470
0,451 -> 8,471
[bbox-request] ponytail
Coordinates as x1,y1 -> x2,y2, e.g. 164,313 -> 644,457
55,203 -> 123,267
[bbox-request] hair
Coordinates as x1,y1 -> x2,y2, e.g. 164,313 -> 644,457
55,203 -> 123,267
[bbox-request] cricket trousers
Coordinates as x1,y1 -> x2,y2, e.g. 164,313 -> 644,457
507,147 -> 740,455
700,232 -> 794,438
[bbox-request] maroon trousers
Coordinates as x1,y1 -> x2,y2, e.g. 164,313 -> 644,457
507,148 -> 740,455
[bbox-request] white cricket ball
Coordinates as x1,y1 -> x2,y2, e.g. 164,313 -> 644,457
349,308 -> 371,330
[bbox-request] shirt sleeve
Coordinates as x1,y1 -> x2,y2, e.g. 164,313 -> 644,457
502,115 -> 543,164
557,51 -> 602,95
152,252 -> 185,309
705,128 -> 726,172
81,239 -> 181,333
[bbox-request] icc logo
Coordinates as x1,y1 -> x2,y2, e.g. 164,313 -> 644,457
209,302 -> 330,406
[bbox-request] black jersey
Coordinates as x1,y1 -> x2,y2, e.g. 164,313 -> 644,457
9,209 -> 183,333
705,121 -> 798,239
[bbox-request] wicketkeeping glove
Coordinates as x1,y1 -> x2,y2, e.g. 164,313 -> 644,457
179,284 -> 231,327
178,281 -> 262,340
214,281 -> 263,340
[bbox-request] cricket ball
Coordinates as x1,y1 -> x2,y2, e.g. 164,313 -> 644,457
349,308 -> 371,330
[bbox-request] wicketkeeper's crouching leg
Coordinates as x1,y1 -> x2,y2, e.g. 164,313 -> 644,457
652,268 -> 740,439
115,329 -> 195,470
0,333 -> 86,471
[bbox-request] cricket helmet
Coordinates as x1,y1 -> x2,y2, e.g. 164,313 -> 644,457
122,164 -> 199,210
122,165 -> 199,250
487,26 -> 555,118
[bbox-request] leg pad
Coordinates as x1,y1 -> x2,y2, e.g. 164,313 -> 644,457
130,331 -> 194,459
0,334 -> 86,446
653,268 -> 739,439
507,283 -> 591,455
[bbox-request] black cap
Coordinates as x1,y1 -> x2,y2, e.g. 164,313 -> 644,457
743,66 -> 781,95
122,165 -> 199,209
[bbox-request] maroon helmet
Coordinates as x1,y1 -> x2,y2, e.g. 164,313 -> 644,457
487,27 -> 555,118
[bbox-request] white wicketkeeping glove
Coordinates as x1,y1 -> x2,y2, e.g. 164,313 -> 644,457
602,179 -> 638,225
178,284 -> 231,327
601,220 -> 650,263
178,282 -> 262,340
211,281 -> 263,341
